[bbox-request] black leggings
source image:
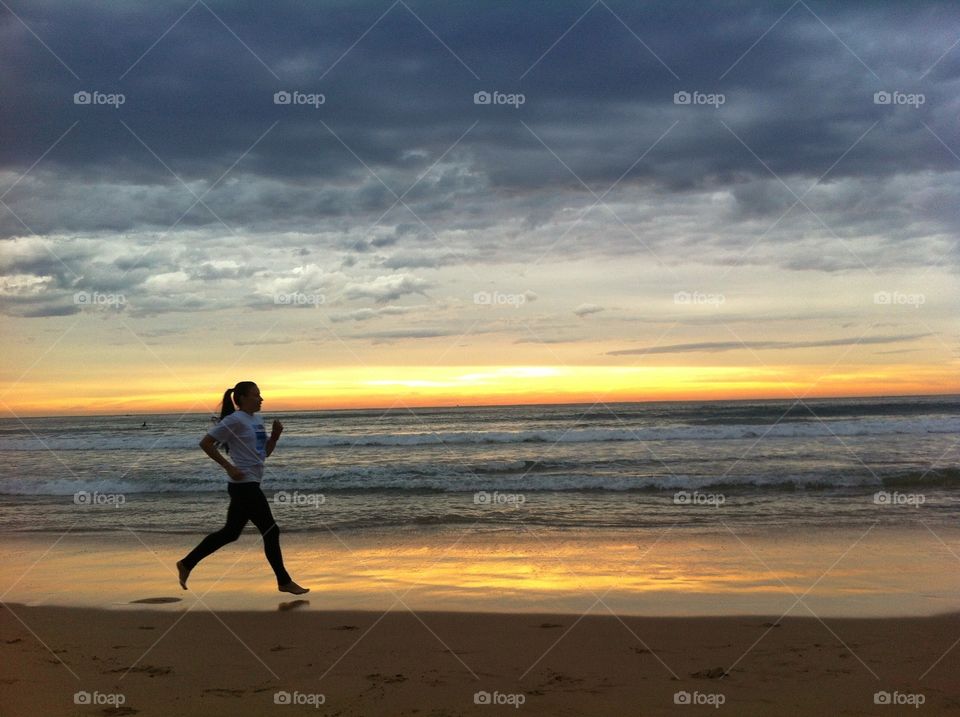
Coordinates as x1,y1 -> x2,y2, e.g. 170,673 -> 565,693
182,482 -> 291,586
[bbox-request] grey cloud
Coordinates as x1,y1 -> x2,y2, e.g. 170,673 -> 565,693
379,251 -> 466,269
328,305 -> 425,323
233,337 -> 298,346
513,336 -> 584,344
573,303 -> 605,317
352,328 -> 454,341
606,333 -> 933,355
343,274 -> 430,303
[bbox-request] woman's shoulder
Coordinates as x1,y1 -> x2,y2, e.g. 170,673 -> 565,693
224,411 -> 262,426
218,412 -> 246,426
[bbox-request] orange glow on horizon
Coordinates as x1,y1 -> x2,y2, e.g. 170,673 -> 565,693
2,363 -> 957,417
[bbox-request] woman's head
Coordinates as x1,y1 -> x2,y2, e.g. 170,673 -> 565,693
219,381 -> 262,419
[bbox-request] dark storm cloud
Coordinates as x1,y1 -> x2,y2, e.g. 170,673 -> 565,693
3,2 -> 959,217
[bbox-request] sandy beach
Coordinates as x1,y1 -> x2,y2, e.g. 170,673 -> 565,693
2,603 -> 958,715
2,524 -> 960,715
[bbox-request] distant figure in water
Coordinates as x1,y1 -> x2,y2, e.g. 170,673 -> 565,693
177,381 -> 309,596
141,421 -> 147,428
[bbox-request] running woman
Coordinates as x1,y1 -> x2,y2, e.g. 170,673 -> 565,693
177,381 -> 309,595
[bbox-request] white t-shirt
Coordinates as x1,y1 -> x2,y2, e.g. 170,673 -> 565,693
207,411 -> 267,483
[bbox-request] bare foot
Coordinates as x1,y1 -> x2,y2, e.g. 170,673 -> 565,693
279,581 -> 309,595
176,560 -> 191,590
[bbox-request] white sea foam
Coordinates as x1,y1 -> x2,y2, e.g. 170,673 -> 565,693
0,467 -> 954,496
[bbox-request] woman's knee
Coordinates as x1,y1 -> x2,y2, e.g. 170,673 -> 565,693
259,521 -> 281,539
217,526 -> 243,543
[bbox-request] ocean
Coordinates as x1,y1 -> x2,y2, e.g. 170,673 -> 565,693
0,395 -> 957,535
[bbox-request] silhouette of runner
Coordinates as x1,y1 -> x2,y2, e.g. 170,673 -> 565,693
177,381 -> 308,595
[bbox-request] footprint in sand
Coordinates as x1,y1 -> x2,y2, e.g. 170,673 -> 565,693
690,667 -> 728,679
538,622 -> 563,629
422,669 -> 446,687
203,687 -> 246,697
331,625 -> 359,631
107,665 -> 172,677
102,707 -> 138,716
366,672 -> 408,685
4,638 -> 23,644
543,670 -> 583,686
364,673 -> 408,697
130,597 -> 182,604
269,645 -> 292,652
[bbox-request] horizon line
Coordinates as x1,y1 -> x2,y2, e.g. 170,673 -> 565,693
7,390 -> 958,420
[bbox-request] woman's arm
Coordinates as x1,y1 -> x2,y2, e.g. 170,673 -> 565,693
199,434 -> 245,480
265,419 -> 283,457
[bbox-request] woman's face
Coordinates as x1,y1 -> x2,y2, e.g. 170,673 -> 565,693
236,385 -> 263,413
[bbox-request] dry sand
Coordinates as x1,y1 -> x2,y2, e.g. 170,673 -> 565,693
2,602 -> 958,715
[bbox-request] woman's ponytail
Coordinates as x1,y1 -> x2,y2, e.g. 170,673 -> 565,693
216,388 -> 236,453
219,388 -> 236,421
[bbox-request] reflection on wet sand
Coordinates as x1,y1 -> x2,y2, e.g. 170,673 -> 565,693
2,527 -> 959,616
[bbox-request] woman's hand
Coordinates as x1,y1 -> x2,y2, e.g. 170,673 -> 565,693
226,464 -> 246,481
266,420 -> 283,458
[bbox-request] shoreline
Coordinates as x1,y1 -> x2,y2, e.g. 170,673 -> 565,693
2,603 -> 958,715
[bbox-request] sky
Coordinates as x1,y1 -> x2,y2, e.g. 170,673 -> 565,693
1,0 -> 958,415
